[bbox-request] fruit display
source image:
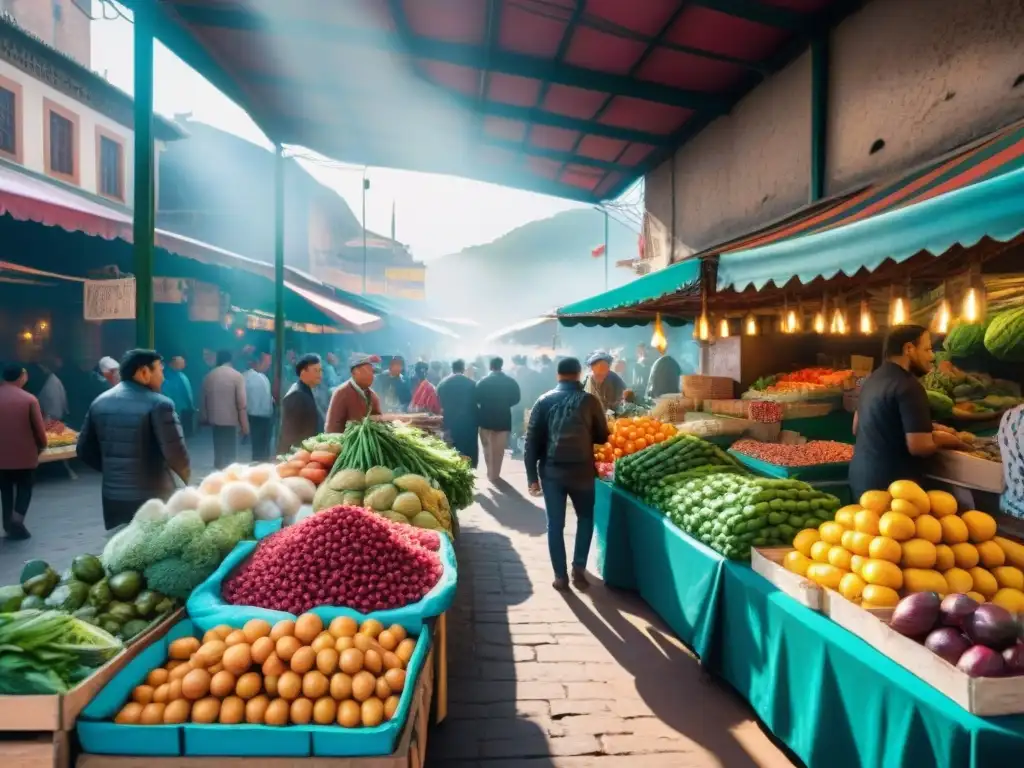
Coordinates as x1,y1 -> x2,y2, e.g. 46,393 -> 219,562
745,368 -> 853,401
312,467 -> 452,537
593,415 -> 677,464
0,609 -> 123,694
983,306 -> 1024,362
922,360 -> 1022,419
783,481 -> 1024,611
889,592 -> 1024,677
223,506 -> 444,615
110,615 -> 418,728
747,401 -> 784,423
943,322 -> 988,358
277,435 -> 343,487
933,424 -> 1001,462
596,461 -> 614,481
730,439 -> 853,467
45,419 -> 78,448
331,418 -> 474,511
1,554 -> 178,643
614,432 -> 739,495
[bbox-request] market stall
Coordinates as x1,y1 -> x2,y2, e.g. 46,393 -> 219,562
0,418 -> 469,767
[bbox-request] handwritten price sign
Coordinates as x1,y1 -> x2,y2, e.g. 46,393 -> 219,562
83,278 -> 136,321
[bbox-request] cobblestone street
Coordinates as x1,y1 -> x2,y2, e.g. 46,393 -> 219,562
1,441 -> 794,767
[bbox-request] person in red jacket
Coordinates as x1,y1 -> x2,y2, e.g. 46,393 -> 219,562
0,364 -> 47,540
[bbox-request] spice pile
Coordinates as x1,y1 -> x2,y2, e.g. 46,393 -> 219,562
731,439 -> 853,467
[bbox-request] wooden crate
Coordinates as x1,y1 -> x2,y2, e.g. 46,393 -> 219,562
827,596 -> 1024,716
750,548 -> 823,612
0,731 -> 69,768
76,649 -> 436,768
0,610 -> 183,733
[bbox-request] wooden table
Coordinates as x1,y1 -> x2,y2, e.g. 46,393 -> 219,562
38,445 -> 78,479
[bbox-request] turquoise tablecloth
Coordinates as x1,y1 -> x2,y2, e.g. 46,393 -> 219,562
593,482 -> 1024,767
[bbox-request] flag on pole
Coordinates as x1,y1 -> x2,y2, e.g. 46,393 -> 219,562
590,244 -> 606,258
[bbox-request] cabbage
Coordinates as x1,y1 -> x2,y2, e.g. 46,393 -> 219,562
392,491 -> 422,518
364,484 -> 398,511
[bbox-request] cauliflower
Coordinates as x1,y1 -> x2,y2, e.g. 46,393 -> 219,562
144,556 -> 217,599
102,519 -> 167,574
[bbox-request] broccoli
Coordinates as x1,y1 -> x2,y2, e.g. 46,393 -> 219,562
144,556 -> 217,600
102,519 -> 167,574
145,510 -> 206,563
202,510 -> 254,556
181,535 -> 220,572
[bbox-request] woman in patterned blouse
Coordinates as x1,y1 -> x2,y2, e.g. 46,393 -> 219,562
998,404 -> 1024,519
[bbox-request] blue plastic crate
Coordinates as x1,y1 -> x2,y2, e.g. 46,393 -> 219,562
187,530 -> 457,634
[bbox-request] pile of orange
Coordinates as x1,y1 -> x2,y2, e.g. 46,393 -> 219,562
593,416 -> 677,463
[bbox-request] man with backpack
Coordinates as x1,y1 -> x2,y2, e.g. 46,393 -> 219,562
524,357 -> 609,591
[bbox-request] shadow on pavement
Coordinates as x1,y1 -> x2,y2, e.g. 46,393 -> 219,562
426,526 -> 555,767
561,584 -> 776,768
472,486 -> 549,538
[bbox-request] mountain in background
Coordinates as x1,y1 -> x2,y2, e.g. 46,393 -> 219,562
424,208 -> 638,330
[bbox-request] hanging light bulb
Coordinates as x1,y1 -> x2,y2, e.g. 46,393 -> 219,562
784,307 -> 802,334
830,307 -> 848,334
859,299 -> 875,334
718,318 -> 730,338
889,290 -> 909,326
696,312 -> 710,341
651,313 -> 668,354
744,313 -> 758,336
933,297 -> 952,334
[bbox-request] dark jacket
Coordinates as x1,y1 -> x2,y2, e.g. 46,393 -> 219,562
438,374 -> 477,431
278,381 -> 324,454
77,381 -> 190,502
524,381 -> 609,486
475,371 -> 522,432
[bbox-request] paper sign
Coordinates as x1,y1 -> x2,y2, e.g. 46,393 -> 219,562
83,278 -> 136,321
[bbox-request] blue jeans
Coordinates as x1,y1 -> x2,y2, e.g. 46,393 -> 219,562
541,472 -> 596,579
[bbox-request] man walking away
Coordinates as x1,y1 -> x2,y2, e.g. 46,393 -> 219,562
437,359 -> 479,468
201,350 -> 248,469
77,350 -> 191,530
245,351 -> 275,461
525,357 -> 609,591
162,355 -> 196,437
0,365 -> 47,539
475,357 -> 521,483
279,354 -> 326,453
325,355 -> 382,434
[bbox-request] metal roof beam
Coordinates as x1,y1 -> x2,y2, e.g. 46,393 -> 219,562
692,0 -> 805,29
168,4 -> 729,112
481,137 -> 632,171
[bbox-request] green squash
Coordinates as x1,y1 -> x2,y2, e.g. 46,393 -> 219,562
985,307 -> 1024,362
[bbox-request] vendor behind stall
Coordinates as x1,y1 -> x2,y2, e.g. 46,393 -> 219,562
583,351 -> 626,411
849,325 -> 968,498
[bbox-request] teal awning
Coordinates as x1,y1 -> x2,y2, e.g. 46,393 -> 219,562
717,164 -> 1024,293
556,258 -> 702,327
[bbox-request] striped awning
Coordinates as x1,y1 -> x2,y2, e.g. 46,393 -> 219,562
717,119 -> 1024,291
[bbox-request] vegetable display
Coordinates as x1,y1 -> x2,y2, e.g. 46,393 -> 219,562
0,610 -> 123,694
312,466 -> 453,537
45,419 -> 78,448
944,322 -> 988,358
888,592 -> 1024,677
594,416 -> 676,464
745,368 -> 853,400
922,361 -> 1022,419
330,419 -> 474,511
111,615 -> 418,727
615,433 -> 742,496
983,306 -> 1024,362
2,554 -> 178,643
277,437 -> 343,487
747,401 -> 783,423
223,506 -> 444,615
783,481 -> 1024,611
730,439 -> 853,467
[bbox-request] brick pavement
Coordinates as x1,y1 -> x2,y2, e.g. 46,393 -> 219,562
1,438 -> 796,767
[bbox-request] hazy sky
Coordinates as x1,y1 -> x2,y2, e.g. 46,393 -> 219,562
89,3 -> 588,260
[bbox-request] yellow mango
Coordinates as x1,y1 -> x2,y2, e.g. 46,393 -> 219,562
902,568 -> 949,595
819,521 -> 847,546
939,516 -> 969,545
961,511 -> 997,543
783,550 -> 812,577
967,591 -> 987,604
862,584 -> 900,607
976,540 -> 1006,568
859,490 -> 892,514
806,563 -> 846,591
943,567 -> 974,594
890,498 -> 922,520
889,480 -> 930,514
834,508 -> 858,528
850,554 -> 867,577
935,544 -> 956,571
828,546 -> 854,571
926,490 -> 958,518
991,565 -> 1024,591
810,540 -> 833,563
968,567 -> 999,599
991,588 -> 1024,614
879,512 -> 915,542
994,536 -> 1024,570
841,530 -> 873,556
793,529 -> 820,558
839,572 -> 866,602
868,536 -> 902,564
861,559 -> 903,590
901,539 -> 938,569
914,515 -> 943,545
950,543 -> 979,570
854,509 -> 881,536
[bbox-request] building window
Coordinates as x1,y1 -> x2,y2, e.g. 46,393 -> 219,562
0,74 -> 21,163
98,133 -> 123,200
43,98 -> 79,184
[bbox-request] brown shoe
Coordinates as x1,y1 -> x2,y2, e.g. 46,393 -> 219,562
552,577 -> 570,591
571,568 -> 590,591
